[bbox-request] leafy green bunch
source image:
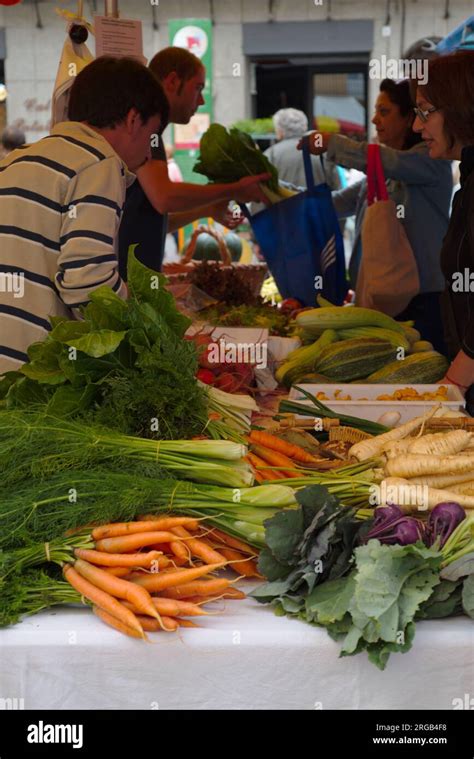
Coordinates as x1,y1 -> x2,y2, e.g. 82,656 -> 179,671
0,249 -> 208,440
253,486 -> 369,615
194,124 -> 300,204
194,124 -> 279,191
253,486 -> 474,669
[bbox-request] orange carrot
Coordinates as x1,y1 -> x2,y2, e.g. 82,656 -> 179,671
170,526 -> 227,565
147,543 -> 172,553
184,591 -> 246,604
249,430 -> 320,464
73,559 -> 161,622
250,443 -> 301,478
219,548 -> 260,577
94,531 -> 182,554
208,528 -> 256,556
99,558 -> 171,576
74,549 -> 163,568
176,619 -> 200,628
104,567 -> 134,578
170,540 -> 190,562
246,451 -> 284,480
220,587 -> 246,600
92,605 -> 146,639
138,515 -> 200,530
136,615 -> 179,632
122,598 -> 208,618
182,589 -> 246,603
127,566 -> 188,580
129,562 -> 224,593
159,578 -> 231,599
63,564 -> 145,638
169,556 -> 189,567
244,455 -> 265,483
92,517 -> 199,541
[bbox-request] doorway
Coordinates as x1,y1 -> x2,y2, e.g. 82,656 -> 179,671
252,59 -> 368,139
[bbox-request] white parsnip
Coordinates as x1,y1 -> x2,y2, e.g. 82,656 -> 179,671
407,430 -> 472,456
383,440 -> 413,458
385,453 -> 474,479
408,472 -> 474,489
378,478 -> 428,513
445,481 -> 474,495
379,477 -> 474,511
349,406 -> 440,461
419,486 -> 474,510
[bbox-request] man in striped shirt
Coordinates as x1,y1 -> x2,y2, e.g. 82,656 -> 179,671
0,56 -> 169,376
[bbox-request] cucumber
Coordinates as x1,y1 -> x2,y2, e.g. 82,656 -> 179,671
365,352 -> 449,383
316,338 -> 399,382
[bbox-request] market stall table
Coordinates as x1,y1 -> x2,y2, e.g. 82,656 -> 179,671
1,581 -> 472,711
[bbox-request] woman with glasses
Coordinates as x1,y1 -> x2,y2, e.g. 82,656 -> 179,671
300,78 -> 453,352
412,51 -> 474,406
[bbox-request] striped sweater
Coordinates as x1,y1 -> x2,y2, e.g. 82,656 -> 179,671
0,121 -> 134,376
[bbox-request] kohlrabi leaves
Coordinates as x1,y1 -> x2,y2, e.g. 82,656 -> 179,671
462,573 -> 474,619
255,495 -> 447,670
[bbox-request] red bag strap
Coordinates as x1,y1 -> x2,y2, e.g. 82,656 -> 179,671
367,144 -> 389,205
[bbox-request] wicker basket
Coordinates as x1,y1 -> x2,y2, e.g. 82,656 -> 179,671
163,226 -> 268,302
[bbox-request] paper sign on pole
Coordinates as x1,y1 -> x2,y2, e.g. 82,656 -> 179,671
94,16 -> 145,64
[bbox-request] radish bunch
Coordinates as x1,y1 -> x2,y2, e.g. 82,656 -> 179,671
187,332 -> 256,394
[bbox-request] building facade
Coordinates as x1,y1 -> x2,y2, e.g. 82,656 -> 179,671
0,0 -> 472,144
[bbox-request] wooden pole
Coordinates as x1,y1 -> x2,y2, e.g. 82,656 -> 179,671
104,0 -> 119,18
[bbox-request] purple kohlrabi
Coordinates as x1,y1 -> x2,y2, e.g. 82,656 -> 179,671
365,505 -> 425,546
424,502 -> 466,548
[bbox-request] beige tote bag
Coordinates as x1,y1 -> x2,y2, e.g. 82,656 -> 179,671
356,144 -> 420,317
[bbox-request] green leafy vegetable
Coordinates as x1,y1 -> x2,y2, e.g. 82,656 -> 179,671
0,410 -> 254,498
0,570 -> 83,628
462,574 -> 474,619
253,487 -> 452,669
0,464 -> 292,550
195,124 -> 278,190
0,250 -> 210,440
441,552 -> 474,582
194,124 -> 294,204
200,304 -> 291,336
231,118 -> 274,136
416,579 -> 463,619
253,485 -> 367,606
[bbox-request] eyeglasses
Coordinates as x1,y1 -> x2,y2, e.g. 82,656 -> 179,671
413,105 -> 438,123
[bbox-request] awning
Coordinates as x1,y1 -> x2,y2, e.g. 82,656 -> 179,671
243,20 -> 374,58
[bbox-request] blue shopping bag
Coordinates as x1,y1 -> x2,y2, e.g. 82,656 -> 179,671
242,139 -> 348,307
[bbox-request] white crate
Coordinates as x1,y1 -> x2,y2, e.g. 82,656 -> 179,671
288,384 -> 466,424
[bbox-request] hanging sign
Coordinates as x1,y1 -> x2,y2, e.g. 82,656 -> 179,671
94,15 -> 145,63
168,18 -> 213,182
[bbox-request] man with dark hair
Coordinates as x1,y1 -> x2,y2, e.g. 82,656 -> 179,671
0,56 -> 167,376
118,47 -> 269,277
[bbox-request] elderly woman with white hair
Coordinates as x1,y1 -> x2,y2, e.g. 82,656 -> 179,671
265,108 -> 341,191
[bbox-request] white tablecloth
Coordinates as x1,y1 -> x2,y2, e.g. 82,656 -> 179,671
1,581 -> 473,710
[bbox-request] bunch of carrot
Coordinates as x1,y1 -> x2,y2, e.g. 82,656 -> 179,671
245,430 -> 322,482
62,515 -> 260,639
